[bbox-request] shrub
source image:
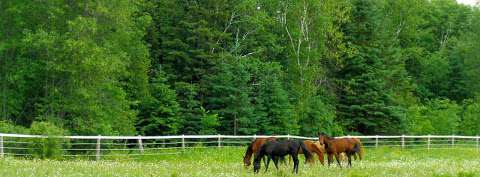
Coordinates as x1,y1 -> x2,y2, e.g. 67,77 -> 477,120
0,120 -> 28,133
28,121 -> 68,159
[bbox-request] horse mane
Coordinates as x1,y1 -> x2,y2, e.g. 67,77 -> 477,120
326,135 -> 335,140
319,132 -> 335,141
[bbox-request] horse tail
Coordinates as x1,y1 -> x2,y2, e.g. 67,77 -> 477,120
358,141 -> 364,160
299,141 -> 313,163
353,139 -> 363,160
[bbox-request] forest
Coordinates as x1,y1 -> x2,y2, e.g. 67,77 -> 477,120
1,0 -> 480,137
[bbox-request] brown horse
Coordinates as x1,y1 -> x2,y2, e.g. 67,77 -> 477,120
337,138 -> 363,162
299,140 -> 325,165
243,137 -> 277,167
348,137 -> 363,160
318,133 -> 362,167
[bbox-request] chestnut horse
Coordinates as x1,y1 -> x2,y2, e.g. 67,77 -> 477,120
348,137 -> 363,160
299,140 -> 325,165
243,137 -> 277,167
318,133 -> 362,167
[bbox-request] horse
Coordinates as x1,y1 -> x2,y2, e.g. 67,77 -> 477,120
317,132 -> 362,168
253,140 -> 312,174
348,137 -> 363,160
243,137 -> 277,167
337,138 -> 364,161
299,140 -> 325,165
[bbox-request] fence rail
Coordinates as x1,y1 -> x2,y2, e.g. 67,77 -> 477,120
0,133 -> 479,160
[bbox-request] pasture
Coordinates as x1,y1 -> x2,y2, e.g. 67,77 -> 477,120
1,147 -> 480,177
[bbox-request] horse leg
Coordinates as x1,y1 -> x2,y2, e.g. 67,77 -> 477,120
335,153 -> 342,168
347,153 -> 352,167
292,154 -> 299,174
309,152 -> 315,164
273,156 -> 279,170
327,154 -> 333,167
265,155 -> 272,172
263,156 -> 267,168
279,156 -> 286,165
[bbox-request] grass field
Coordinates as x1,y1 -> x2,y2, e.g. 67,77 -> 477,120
1,147 -> 480,177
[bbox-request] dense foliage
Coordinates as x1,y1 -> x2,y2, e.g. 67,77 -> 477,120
1,0 -> 480,136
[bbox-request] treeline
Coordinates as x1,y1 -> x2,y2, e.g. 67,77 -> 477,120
1,0 -> 480,136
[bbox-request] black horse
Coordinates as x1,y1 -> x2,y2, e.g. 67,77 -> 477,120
253,140 -> 312,174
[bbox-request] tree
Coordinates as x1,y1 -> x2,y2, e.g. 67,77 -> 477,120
253,61 -> 296,135
137,71 -> 180,136
0,1 -> 148,135
336,0 -> 405,134
203,56 -> 254,135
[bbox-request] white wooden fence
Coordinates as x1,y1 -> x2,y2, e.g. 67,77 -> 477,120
0,133 -> 479,160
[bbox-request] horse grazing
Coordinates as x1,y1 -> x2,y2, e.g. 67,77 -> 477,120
299,140 -> 325,165
253,140 -> 312,174
318,133 -> 362,167
243,137 -> 277,167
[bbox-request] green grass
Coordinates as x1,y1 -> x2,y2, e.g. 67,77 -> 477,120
1,147 -> 480,177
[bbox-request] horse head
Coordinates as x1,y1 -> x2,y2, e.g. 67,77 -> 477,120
243,155 -> 251,167
317,132 -> 329,148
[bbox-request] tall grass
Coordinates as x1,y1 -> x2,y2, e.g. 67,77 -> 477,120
1,147 -> 480,177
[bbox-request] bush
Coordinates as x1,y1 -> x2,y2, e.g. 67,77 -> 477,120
0,120 -> 28,133
406,99 -> 461,135
28,121 -> 68,159
0,121 -> 30,155
461,98 -> 480,136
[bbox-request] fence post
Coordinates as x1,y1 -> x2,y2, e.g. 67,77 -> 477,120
287,134 -> 290,140
217,134 -> 221,148
401,135 -> 405,149
96,135 -> 101,161
427,135 -> 431,150
181,134 -> 185,151
253,134 -> 256,141
137,135 -> 144,154
0,135 -> 4,158
477,136 -> 479,151
375,135 -> 379,148
451,135 -> 455,147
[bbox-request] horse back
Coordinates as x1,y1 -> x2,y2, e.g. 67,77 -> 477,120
252,137 -> 276,153
302,140 -> 323,154
263,140 -> 298,156
328,138 -> 355,153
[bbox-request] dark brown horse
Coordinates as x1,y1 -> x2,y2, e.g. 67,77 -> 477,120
253,140 -> 312,174
318,133 -> 363,167
299,140 -> 325,165
243,137 -> 277,167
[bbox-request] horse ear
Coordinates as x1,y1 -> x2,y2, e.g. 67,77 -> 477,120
317,132 -> 321,136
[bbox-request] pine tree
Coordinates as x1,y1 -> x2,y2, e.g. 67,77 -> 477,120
253,61 -> 296,135
336,0 -> 404,134
203,56 -> 254,135
137,71 -> 180,136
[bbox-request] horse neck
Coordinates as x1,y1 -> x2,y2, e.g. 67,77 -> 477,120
253,144 -> 266,162
322,136 -> 336,148
244,142 -> 254,161
324,136 -> 335,142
